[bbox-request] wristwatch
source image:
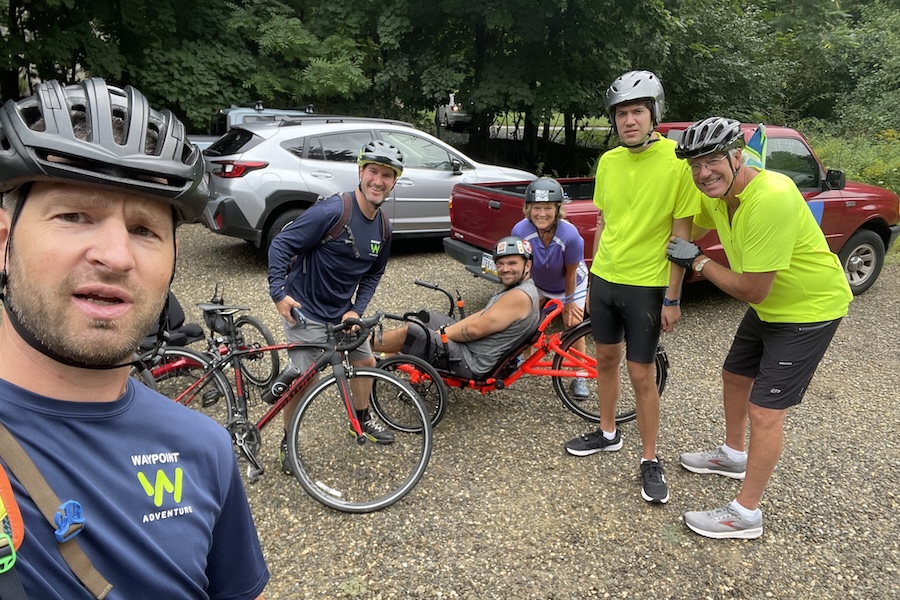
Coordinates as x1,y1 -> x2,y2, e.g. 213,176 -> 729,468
662,297 -> 680,307
694,257 -> 712,273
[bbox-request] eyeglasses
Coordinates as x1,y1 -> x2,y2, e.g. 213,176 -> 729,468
689,154 -> 730,173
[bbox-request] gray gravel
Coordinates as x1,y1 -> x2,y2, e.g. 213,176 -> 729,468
171,224 -> 900,600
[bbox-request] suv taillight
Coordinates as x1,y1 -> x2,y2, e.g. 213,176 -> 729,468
211,160 -> 269,178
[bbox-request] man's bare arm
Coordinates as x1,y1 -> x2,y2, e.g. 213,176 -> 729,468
444,290 -> 532,342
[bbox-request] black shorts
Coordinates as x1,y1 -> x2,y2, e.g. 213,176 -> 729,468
400,310 -> 474,378
589,275 -> 665,364
724,308 -> 842,410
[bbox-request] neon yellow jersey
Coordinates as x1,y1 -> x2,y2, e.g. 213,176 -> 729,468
695,168 -> 852,322
592,137 -> 701,286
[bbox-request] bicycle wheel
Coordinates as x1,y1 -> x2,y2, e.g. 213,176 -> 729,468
151,347 -> 236,425
551,320 -> 668,424
373,354 -> 448,430
234,315 -> 280,388
287,367 -> 432,513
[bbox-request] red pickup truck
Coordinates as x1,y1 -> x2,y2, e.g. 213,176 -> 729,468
443,123 -> 900,295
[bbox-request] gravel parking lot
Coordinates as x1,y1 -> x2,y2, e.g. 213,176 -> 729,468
171,224 -> 899,600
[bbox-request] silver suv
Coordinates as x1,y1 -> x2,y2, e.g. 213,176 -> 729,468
200,116 -> 535,249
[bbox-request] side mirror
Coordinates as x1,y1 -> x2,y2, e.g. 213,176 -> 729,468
824,169 -> 846,191
451,158 -> 463,175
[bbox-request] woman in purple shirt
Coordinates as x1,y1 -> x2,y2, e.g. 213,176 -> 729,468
512,177 -> 590,398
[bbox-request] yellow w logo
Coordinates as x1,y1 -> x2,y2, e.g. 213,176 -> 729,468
137,468 -> 183,507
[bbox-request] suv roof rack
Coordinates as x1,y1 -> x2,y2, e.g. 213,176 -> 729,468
274,115 -> 414,128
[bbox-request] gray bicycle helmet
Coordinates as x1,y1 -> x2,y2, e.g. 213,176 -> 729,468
493,235 -> 533,262
525,177 -> 568,204
358,140 -> 404,178
604,70 -> 665,131
675,117 -> 744,160
0,78 -> 207,225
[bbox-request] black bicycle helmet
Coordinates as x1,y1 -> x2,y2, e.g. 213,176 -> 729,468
604,70 -> 665,131
493,235 -> 533,262
0,78 -> 207,225
358,140 -> 404,178
675,117 -> 745,160
524,177 -> 568,204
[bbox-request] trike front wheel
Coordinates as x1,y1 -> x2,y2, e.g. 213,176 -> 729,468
551,320 -> 668,424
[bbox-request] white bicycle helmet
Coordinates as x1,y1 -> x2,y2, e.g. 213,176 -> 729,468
0,78 -> 207,225
675,117 -> 744,160
358,140 -> 404,178
604,70 -> 665,133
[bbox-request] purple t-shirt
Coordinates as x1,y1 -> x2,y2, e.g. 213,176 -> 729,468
512,218 -> 586,294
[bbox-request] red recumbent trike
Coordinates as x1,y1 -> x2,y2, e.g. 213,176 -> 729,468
372,280 -> 668,430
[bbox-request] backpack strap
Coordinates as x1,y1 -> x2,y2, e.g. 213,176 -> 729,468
0,424 -> 112,599
0,464 -> 26,600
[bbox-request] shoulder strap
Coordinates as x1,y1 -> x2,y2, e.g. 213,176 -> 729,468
321,192 -> 353,244
0,424 -> 112,599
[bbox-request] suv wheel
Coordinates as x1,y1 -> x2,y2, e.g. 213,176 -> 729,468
265,208 -> 305,250
838,229 -> 885,295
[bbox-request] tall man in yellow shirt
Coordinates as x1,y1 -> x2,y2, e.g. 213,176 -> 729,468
667,117 -> 851,538
565,70 -> 701,505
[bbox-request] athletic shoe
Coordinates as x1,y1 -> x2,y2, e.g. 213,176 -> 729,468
683,504 -> 764,539
349,417 -> 395,444
570,378 -> 590,399
680,446 -> 747,479
565,428 -> 622,456
279,434 -> 293,476
640,459 -> 669,504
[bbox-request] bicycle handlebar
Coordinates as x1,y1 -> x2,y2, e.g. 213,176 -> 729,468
327,312 -> 384,353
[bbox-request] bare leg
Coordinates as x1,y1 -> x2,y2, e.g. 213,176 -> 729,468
596,341 -> 624,433
737,404 -> 787,510
722,369 -> 753,451
628,360 -> 660,461
372,326 -> 408,354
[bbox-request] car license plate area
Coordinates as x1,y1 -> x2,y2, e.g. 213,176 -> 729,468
481,252 -> 497,276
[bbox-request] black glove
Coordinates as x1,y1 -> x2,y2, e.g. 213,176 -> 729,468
667,237 -> 702,270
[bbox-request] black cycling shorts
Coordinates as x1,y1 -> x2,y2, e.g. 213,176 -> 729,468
723,308 -> 842,410
589,274 -> 665,364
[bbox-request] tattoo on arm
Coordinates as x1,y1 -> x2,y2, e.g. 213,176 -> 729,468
459,323 -> 473,342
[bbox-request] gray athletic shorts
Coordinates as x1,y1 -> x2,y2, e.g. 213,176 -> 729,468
282,316 -> 374,373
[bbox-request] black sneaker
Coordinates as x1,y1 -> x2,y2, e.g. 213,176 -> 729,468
565,428 -> 622,456
279,434 -> 293,476
349,417 -> 395,444
640,459 -> 669,504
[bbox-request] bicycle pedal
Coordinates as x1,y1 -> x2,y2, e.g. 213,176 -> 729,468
201,389 -> 221,407
246,464 -> 264,483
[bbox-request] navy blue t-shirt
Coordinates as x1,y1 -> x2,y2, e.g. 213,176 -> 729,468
268,192 -> 391,323
0,378 -> 269,600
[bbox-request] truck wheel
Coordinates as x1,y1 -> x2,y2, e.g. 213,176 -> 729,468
265,208 -> 305,250
838,229 -> 885,295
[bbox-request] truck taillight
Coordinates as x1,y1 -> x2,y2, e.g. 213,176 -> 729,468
211,160 -> 268,178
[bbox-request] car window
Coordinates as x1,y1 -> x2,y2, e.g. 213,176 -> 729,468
307,131 -> 374,162
280,137 -> 305,159
204,129 -> 258,156
209,114 -> 228,136
766,138 -> 820,189
380,131 -> 454,171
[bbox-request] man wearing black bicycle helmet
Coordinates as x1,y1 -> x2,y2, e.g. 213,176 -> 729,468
373,235 -> 540,380
565,70 -> 702,506
268,140 -> 405,470
666,117 -> 851,540
0,78 -> 268,598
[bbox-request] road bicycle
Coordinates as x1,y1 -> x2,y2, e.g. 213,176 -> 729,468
143,308 -> 433,513
375,280 -> 668,426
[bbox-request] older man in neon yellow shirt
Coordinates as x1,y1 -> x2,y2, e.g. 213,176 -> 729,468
667,117 -> 851,540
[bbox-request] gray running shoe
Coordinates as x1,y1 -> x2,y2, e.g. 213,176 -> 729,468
683,504 -> 763,539
680,446 -> 746,479
349,417 -> 395,444
570,377 -> 590,399
565,428 -> 622,456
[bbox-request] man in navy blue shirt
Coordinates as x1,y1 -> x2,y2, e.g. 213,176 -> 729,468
268,140 -> 404,473
0,79 -> 268,599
